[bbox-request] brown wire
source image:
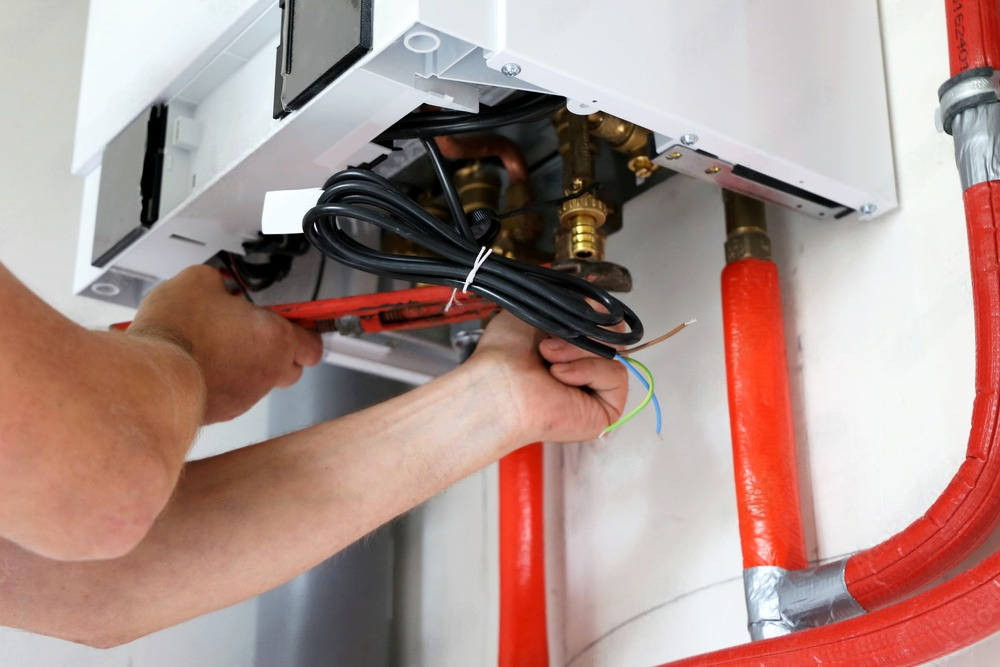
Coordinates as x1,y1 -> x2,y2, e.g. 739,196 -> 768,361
623,319 -> 696,355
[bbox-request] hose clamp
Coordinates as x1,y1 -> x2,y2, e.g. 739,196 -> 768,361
937,67 -> 1000,135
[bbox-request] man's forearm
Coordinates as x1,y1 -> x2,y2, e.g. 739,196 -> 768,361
0,356 -> 519,647
0,264 -> 207,559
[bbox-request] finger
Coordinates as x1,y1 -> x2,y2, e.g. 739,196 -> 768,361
550,357 -> 629,426
539,336 -> 603,364
184,264 -> 228,293
480,311 -> 544,353
550,357 -> 626,392
291,325 -> 324,367
275,362 -> 305,388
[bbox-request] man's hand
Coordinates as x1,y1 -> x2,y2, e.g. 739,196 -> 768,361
469,312 -> 629,445
129,266 -> 324,424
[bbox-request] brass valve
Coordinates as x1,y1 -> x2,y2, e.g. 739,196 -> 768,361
558,192 -> 608,261
494,181 -> 545,261
553,108 -> 610,261
453,162 -> 501,214
587,111 -> 658,179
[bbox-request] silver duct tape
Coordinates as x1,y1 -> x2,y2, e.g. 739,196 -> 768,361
742,560 -> 866,640
743,566 -> 790,640
779,559 -> 866,629
952,103 -> 1000,190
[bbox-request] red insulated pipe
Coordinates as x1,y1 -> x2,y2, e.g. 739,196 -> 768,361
654,2 -> 1000,663
844,180 -> 1000,610
722,258 -> 808,571
664,540 -> 1000,667
946,0 -> 1000,73
498,442 -> 549,666
838,0 -> 1000,611
659,179 -> 1000,665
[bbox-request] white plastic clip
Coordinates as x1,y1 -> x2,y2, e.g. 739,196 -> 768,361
445,247 -> 493,312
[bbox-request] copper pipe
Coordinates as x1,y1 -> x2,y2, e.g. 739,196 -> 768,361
433,135 -> 529,185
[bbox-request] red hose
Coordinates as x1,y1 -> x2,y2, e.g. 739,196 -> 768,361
722,258 -> 808,571
498,442 -> 548,666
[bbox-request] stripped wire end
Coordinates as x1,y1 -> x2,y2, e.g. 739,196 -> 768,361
603,355 -> 662,436
623,317 -> 697,355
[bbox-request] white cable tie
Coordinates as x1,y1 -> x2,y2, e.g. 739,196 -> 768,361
445,246 -> 493,312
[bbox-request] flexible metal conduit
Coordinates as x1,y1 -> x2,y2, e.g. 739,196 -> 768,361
657,0 -> 1000,662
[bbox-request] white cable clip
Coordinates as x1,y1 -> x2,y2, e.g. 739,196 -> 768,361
445,246 -> 493,312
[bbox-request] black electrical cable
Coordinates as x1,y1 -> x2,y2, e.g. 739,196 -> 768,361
311,255 -> 326,301
303,138 -> 643,358
376,93 -> 566,142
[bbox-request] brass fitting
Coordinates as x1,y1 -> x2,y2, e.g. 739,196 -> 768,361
553,108 -> 596,193
494,181 -> 545,260
558,192 -> 608,260
627,155 -> 656,180
552,107 -> 611,260
453,162 -> 501,213
588,111 -> 658,179
723,190 -> 771,263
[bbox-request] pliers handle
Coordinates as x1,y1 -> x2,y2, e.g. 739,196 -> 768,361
269,285 -> 498,335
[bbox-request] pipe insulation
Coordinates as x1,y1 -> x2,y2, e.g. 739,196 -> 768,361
839,9 -> 1000,612
843,171 -> 1000,610
722,258 -> 808,574
498,442 -> 549,666
662,178 -> 1000,667
656,1 -> 1000,660
946,0 -> 1000,73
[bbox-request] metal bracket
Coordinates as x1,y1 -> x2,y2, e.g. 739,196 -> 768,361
652,142 -> 855,222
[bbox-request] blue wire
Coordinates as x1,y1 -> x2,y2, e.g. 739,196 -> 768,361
614,354 -> 663,435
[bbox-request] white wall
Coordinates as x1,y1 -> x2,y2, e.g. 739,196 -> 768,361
0,2 -> 268,664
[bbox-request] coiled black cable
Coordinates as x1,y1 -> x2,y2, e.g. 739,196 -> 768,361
302,138 -> 643,358
376,93 -> 566,142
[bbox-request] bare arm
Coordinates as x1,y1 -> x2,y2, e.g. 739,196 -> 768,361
0,313 -> 627,647
0,264 -> 322,561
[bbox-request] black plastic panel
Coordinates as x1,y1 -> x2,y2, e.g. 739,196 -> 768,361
273,0 -> 374,118
92,104 -> 168,267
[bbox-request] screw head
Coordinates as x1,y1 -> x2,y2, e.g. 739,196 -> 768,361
664,151 -> 682,160
860,202 -> 878,216
500,63 -> 522,77
705,166 -> 721,175
680,133 -> 699,146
